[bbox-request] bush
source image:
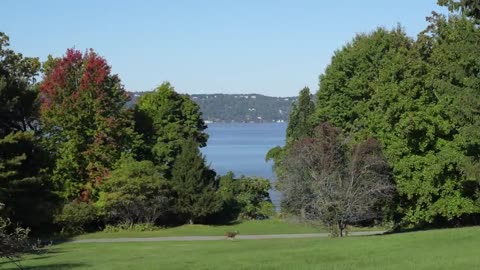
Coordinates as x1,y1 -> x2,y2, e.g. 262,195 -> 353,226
1,204 -> 39,262
97,158 -> 174,226
54,201 -> 97,235
214,173 -> 276,222
103,223 -> 159,233
236,176 -> 275,220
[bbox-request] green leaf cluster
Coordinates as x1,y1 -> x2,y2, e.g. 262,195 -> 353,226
134,82 -> 208,172
285,17 -> 480,226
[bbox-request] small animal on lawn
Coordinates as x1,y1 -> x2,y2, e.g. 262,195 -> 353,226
225,230 -> 239,240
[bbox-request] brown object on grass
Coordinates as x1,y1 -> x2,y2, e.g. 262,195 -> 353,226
224,230 -> 239,240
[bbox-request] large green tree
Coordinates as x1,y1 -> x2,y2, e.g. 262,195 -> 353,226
314,26 -> 413,134
312,20 -> 480,226
0,33 -> 56,232
134,82 -> 208,171
170,139 -> 221,224
0,33 -> 40,137
40,49 -> 140,201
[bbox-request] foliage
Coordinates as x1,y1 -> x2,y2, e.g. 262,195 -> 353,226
235,176 -> 275,219
214,172 -> 241,222
0,132 -> 56,233
39,48 -> 141,201
0,216 -> 37,263
170,139 -> 221,224
314,26 -> 413,134
265,146 -> 286,183
102,223 -> 159,233
310,23 -> 480,226
130,93 -> 296,123
266,87 -> 316,210
438,0 -> 480,20
129,93 -> 297,123
215,172 -> 275,221
280,123 -> 394,236
97,157 -> 174,226
0,32 -> 40,137
0,32 -> 56,234
134,82 -> 208,171
286,87 -> 315,143
54,201 -> 97,235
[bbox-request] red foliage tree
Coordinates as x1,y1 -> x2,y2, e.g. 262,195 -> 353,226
40,49 -> 139,201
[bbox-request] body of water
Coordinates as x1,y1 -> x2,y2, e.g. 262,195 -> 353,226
201,123 -> 287,209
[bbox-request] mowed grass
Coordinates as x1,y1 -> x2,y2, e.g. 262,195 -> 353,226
1,226 -> 479,270
74,219 -> 328,239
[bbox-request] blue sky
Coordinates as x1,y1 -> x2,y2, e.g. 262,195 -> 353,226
2,0 -> 445,96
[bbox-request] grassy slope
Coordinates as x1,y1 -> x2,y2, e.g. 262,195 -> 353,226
74,219 -> 322,239
2,227 -> 478,270
74,219 -> 382,240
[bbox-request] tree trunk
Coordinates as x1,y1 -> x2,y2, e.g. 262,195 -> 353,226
338,221 -> 345,237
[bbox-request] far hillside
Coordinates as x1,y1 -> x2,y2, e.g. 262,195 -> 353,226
128,92 -> 297,123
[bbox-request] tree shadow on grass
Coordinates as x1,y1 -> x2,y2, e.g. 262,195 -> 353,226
0,246 -> 83,269
211,220 -> 242,226
0,263 -> 88,270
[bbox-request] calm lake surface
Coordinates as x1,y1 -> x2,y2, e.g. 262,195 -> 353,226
201,123 -> 287,208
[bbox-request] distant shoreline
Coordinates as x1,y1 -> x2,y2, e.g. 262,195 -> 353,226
205,121 -> 288,124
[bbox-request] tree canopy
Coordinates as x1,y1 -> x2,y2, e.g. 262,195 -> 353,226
39,49 -> 140,201
134,82 -> 208,171
280,123 -> 394,236
0,33 -> 55,233
285,18 -> 480,226
170,139 -> 221,224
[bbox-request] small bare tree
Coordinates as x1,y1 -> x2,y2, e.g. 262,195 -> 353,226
0,203 -> 39,265
280,123 -> 394,237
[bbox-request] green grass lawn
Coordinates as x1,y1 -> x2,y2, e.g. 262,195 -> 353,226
1,226 -> 478,270
73,219 -> 321,239
73,219 -> 381,240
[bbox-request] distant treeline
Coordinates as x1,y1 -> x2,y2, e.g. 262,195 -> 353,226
129,93 -> 296,123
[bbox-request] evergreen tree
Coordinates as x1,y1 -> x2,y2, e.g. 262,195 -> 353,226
286,87 -> 315,143
267,87 -> 315,194
170,139 -> 220,224
0,32 -> 56,233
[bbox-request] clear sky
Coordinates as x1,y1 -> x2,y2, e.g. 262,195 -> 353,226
1,0 -> 445,96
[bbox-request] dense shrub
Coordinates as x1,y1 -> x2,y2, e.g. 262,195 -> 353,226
214,172 -> 275,222
102,223 -> 159,233
54,201 -> 97,234
236,177 -> 275,219
97,158 -> 174,226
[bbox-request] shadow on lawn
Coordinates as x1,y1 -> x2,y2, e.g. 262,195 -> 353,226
211,220 -> 242,226
0,246 -> 84,270
0,263 -> 88,270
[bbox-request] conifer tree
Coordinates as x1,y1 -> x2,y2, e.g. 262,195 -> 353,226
170,139 -> 220,224
286,87 -> 315,143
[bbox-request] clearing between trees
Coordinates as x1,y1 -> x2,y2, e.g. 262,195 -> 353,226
1,226 -> 478,270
